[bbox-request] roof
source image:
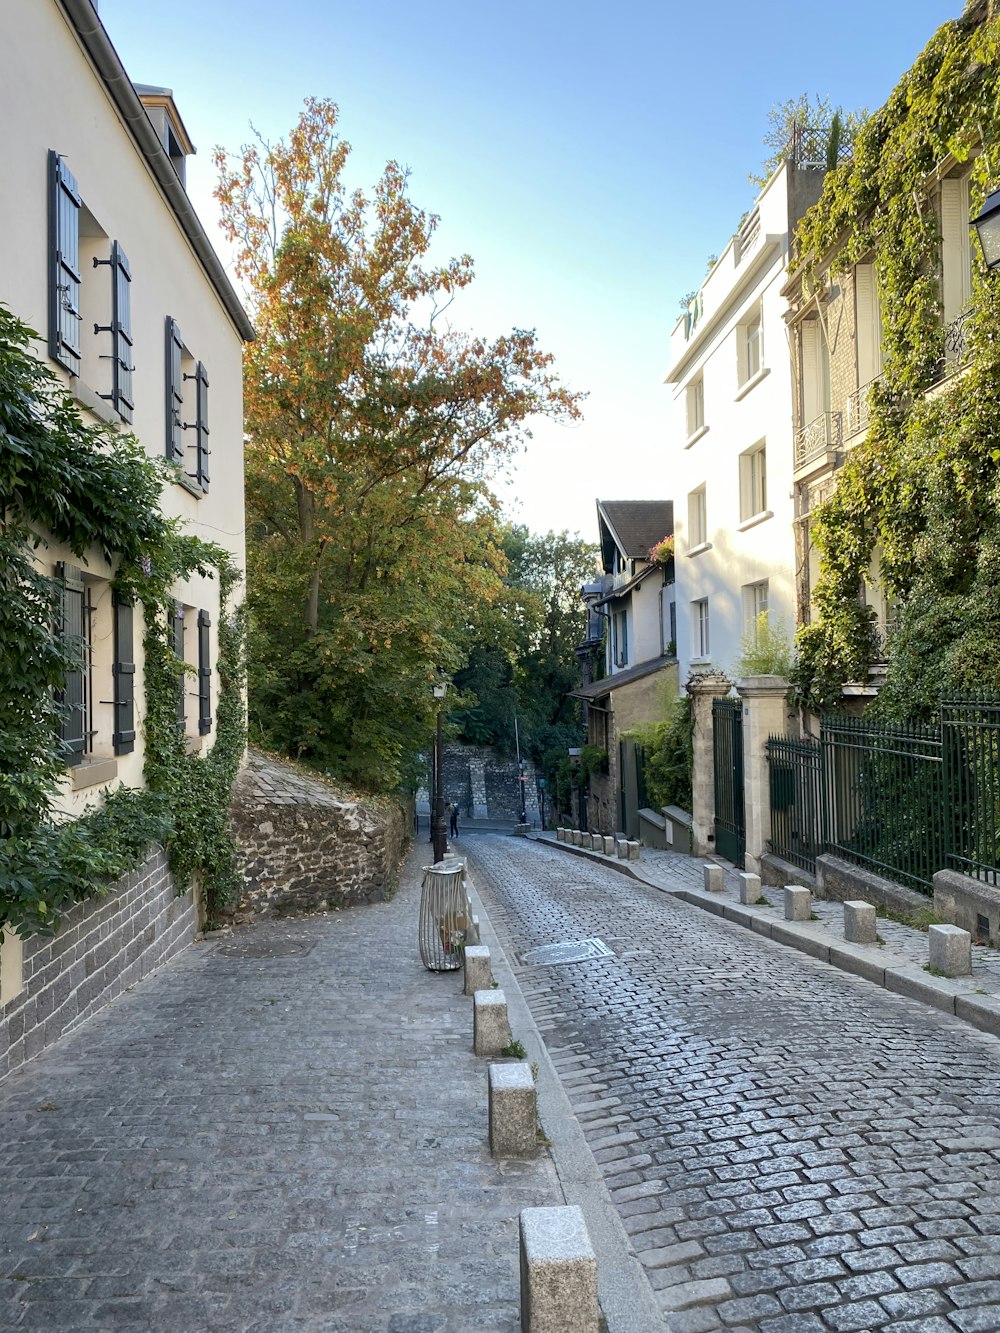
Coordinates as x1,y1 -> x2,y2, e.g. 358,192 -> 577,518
568,656 -> 674,701
597,500 -> 673,570
594,562 -> 660,607
59,0 -> 254,343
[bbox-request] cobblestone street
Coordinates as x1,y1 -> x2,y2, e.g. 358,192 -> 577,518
467,834 -> 1000,1333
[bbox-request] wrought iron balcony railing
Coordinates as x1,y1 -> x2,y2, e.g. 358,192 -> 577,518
846,375 -> 881,438
794,410 -> 842,470
944,308 -> 973,365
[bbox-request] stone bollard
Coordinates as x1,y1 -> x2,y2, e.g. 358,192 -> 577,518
704,864 -> 724,893
603,835 -> 615,855
784,885 -> 812,922
489,1062 -> 537,1157
468,914 -> 481,946
616,838 -> 627,859
590,833 -> 603,852
929,923 -> 972,977
627,840 -> 641,861
843,901 -> 877,945
464,944 -> 491,996
738,871 -> 761,905
556,828 -> 563,842
571,830 -> 582,847
520,1205 -> 599,1333
474,989 -> 511,1057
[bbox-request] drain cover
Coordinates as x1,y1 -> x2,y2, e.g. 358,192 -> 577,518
520,937 -> 614,967
215,938 -> 317,959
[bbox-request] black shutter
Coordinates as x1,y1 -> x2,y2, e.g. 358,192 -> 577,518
113,593 -> 136,755
194,360 -> 210,489
56,563 -> 86,764
96,241 -> 134,421
197,610 -> 212,735
165,317 -> 185,462
173,601 -> 186,729
48,152 -> 82,375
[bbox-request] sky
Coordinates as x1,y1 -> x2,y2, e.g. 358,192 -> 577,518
100,0 -> 957,543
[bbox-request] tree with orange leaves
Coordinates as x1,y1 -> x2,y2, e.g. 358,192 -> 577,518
215,98 -> 581,789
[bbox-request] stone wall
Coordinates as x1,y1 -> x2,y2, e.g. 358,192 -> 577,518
0,849 -> 195,1082
230,750 -> 409,918
417,742 -> 540,823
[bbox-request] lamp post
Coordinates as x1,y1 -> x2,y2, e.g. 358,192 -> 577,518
973,189 -> 1000,271
432,680 -> 448,863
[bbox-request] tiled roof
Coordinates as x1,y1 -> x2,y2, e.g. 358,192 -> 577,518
598,500 -> 673,562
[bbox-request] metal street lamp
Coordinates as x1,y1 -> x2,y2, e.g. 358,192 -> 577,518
432,679 -> 448,863
973,189 -> 1000,270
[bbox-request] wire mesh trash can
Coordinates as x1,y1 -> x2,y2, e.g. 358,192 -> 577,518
419,860 -> 469,971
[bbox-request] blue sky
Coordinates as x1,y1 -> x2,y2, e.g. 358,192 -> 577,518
101,0 -> 957,541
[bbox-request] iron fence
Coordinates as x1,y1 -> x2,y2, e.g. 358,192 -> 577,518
766,695 -> 1000,893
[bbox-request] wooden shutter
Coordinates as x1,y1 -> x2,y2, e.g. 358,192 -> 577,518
941,176 -> 972,326
800,320 -> 825,424
112,594 -> 136,755
112,242 -> 134,420
855,263 -> 881,386
48,152 -> 82,375
194,361 -> 210,489
197,610 -> 212,735
56,563 -> 86,763
165,318 -> 185,462
172,602 -> 186,729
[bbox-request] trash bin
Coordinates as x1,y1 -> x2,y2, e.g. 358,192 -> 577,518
419,860 -> 469,971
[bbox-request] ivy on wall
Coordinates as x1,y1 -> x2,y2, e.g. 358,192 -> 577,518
0,304 -> 245,937
789,2 -> 1000,717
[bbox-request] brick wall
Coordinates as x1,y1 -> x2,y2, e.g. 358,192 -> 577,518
0,849 -> 195,1082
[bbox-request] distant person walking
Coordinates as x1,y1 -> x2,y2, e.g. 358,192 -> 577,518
450,804 -> 459,838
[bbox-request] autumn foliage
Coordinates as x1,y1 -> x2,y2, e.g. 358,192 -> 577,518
215,99 -> 580,788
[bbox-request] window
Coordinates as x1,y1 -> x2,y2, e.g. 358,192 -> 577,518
799,320 -> 830,427
660,589 -> 677,656
685,376 -> 705,439
612,608 -> 629,667
739,305 -> 762,385
941,175 -> 973,328
56,563 -> 90,764
743,581 -> 769,638
197,609 -> 213,735
739,443 -> 767,521
165,317 -> 210,491
688,486 -> 707,549
692,599 -> 710,658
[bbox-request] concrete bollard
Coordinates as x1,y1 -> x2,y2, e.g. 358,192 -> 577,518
616,838 -> 627,859
556,828 -> 563,842
474,989 -> 512,1057
704,864 -> 724,893
571,830 -> 582,847
843,901 -> 877,945
468,914 -> 481,946
520,1205 -> 599,1333
489,1062 -> 537,1157
590,833 -> 603,852
627,840 -> 641,861
784,885 -> 812,922
464,944 -> 491,996
603,835 -> 615,855
929,923 -> 972,977
738,871 -> 761,905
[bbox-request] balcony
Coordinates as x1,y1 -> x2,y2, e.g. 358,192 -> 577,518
794,410 -> 842,474
944,308 -> 973,366
846,376 -> 881,439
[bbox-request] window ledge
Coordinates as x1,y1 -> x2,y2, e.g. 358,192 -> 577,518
70,757 -> 119,790
737,509 -> 773,532
174,473 -> 205,500
686,541 -> 712,558
70,378 -> 119,428
683,425 -> 709,450
735,366 -> 770,402
690,655 -> 712,666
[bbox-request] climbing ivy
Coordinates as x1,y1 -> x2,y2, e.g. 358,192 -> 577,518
0,304 -> 245,937
789,2 -> 1000,717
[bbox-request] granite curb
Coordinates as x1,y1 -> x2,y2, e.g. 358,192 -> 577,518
533,831 -> 1000,1042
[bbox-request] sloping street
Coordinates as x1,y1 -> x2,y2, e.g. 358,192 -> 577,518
466,835 -> 1000,1333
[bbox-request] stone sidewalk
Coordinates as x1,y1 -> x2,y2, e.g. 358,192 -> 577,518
537,834 -> 1000,1036
0,842 -> 603,1332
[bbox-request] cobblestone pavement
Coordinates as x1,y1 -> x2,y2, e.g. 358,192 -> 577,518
466,834 -> 1000,1333
0,843 -> 562,1332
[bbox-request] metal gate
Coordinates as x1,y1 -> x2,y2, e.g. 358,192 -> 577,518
712,695 -> 745,867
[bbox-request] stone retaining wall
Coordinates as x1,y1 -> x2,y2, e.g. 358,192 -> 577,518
230,750 -> 409,918
0,849 -> 195,1082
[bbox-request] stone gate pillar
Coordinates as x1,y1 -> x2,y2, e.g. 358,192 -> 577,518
469,754 -> 489,820
735,675 -> 791,876
685,672 -> 734,857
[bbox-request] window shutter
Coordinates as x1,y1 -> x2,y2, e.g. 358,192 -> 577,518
112,242 -> 134,419
172,602 -> 186,729
48,152 -> 82,376
112,593 -> 136,755
165,317 -> 185,462
800,320 -> 825,424
56,563 -> 86,764
855,263 -> 881,386
194,360 -> 210,489
197,609 -> 212,735
941,176 -> 972,326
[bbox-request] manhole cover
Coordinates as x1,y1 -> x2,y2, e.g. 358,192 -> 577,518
215,938 -> 317,959
520,938 -> 614,967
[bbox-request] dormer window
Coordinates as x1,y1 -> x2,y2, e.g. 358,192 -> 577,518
135,86 -> 195,188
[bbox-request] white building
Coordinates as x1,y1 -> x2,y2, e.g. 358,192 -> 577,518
663,159 -> 824,684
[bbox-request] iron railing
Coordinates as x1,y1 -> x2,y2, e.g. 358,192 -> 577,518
846,376 -> 881,438
766,695 -> 1000,893
794,410 -> 842,470
944,309 -> 973,366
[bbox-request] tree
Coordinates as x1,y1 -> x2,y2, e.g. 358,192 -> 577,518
214,100 -> 580,789
750,94 -> 867,188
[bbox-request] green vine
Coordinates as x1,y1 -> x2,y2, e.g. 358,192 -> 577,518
789,3 -> 1000,717
0,304 -> 246,937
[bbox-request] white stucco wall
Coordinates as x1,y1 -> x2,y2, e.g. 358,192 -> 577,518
664,164 -> 798,686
